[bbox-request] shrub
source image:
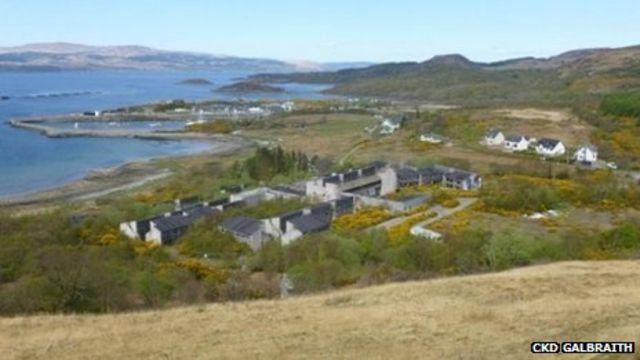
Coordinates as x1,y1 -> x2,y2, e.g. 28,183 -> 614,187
482,230 -> 538,271
187,120 -> 234,134
332,207 -> 392,232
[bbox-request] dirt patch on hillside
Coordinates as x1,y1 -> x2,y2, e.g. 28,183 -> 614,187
496,108 -> 573,123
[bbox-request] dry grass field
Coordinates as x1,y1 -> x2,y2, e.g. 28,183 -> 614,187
491,108 -> 592,148
2,261 -> 640,359
243,114 -> 377,158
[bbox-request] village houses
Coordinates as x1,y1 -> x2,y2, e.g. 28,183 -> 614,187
484,129 -> 505,146
573,144 -> 598,164
504,135 -> 534,152
536,138 -> 566,157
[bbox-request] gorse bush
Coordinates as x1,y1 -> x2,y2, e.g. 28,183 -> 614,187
480,173 -> 640,213
187,120 -> 234,134
332,207 -> 392,232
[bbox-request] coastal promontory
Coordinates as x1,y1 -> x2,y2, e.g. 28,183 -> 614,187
176,78 -> 213,85
216,81 -> 285,93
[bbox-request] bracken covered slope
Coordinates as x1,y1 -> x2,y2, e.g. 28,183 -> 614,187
2,260 -> 640,359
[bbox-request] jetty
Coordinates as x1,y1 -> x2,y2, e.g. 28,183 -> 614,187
8,113 -> 241,142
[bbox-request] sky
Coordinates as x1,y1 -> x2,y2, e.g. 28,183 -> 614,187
1,0 -> 639,63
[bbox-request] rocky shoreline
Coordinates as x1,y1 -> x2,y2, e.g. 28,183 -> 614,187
0,138 -> 251,207
2,112 -> 254,207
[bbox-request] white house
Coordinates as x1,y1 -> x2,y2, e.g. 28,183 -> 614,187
485,129 -> 505,146
420,133 -> 444,144
536,138 -> 566,157
248,107 -> 265,115
504,135 -> 532,152
573,145 -> 598,164
281,101 -> 295,112
379,115 -> 404,135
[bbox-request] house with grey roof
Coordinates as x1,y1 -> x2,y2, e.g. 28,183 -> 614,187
485,129 -> 505,146
573,144 -> 598,165
536,138 -> 566,157
504,135 -> 533,152
379,114 -> 405,135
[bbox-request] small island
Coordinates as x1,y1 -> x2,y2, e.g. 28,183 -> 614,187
216,81 -> 285,93
176,78 -> 213,86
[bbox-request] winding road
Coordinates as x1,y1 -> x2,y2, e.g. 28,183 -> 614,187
370,197 -> 478,231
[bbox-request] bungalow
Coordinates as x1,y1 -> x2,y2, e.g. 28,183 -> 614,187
219,216 -> 267,251
536,138 -> 566,157
420,133 -> 445,144
379,115 -> 405,135
504,135 -> 532,152
485,129 -> 505,146
573,145 -> 598,164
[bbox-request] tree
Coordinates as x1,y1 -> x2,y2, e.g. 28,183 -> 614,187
483,231 -> 536,271
135,270 -> 175,307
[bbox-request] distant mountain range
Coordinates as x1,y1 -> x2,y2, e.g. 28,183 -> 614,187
0,42 -> 373,73
249,45 -> 640,105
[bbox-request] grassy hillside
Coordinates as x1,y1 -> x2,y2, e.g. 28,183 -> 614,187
2,260 -> 640,359
251,46 -> 640,105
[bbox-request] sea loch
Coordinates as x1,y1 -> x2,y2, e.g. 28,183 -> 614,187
0,70 -> 331,197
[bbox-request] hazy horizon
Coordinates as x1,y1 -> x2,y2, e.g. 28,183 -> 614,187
1,1 -> 639,63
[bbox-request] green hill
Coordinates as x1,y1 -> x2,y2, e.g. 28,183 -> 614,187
251,46 -> 640,105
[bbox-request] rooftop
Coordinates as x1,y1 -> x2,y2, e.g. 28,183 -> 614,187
537,138 -> 561,149
220,216 -> 263,237
288,212 -> 331,233
505,134 -> 527,142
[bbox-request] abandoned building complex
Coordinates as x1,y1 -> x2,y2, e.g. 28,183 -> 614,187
120,161 -> 481,251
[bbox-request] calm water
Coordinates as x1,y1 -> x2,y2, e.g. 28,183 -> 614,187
0,70 -> 333,197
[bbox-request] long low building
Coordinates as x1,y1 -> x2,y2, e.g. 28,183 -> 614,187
220,196 -> 356,251
305,162 -> 397,201
119,186 -> 303,245
397,165 -> 481,191
120,161 -> 480,248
